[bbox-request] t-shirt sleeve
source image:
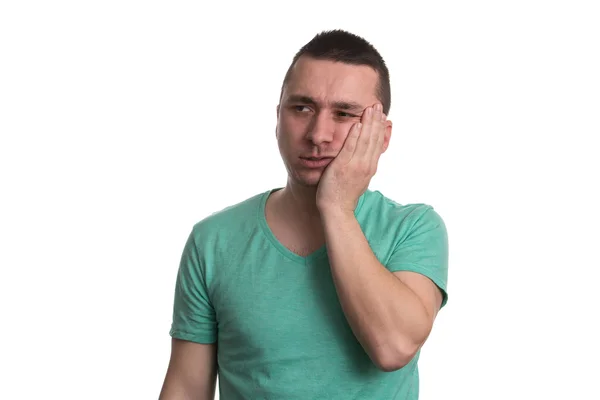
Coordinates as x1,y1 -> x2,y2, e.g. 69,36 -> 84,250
169,228 -> 217,343
386,206 -> 449,308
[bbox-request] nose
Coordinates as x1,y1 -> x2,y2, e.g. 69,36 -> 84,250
305,110 -> 335,145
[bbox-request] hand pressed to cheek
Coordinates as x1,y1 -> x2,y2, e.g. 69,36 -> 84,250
316,103 -> 388,213
335,104 -> 385,164
368,104 -> 386,161
354,103 -> 386,168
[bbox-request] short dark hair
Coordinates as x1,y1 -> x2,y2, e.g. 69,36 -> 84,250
279,29 -> 391,115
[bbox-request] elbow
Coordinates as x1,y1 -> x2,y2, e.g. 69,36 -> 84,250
376,359 -> 410,373
371,335 -> 426,372
372,347 -> 417,372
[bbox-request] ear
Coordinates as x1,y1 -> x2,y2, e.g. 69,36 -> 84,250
382,119 -> 393,153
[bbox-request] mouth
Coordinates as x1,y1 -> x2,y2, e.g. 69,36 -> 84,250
299,156 -> 334,168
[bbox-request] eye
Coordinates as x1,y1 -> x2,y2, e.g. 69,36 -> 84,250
336,111 -> 358,118
294,105 -> 311,113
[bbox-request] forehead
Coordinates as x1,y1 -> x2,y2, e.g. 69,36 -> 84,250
282,56 -> 379,107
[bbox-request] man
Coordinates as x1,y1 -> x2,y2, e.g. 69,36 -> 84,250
159,29 -> 449,399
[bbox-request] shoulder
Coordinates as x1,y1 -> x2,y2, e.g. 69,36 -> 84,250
360,190 -> 446,238
366,190 -> 450,305
188,189 -> 270,243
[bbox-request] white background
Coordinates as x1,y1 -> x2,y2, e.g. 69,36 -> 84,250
1,1 -> 599,399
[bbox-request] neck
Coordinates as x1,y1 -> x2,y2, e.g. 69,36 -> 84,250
276,180 -> 322,220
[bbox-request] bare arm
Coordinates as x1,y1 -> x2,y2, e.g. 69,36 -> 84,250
159,338 -> 218,400
321,209 -> 443,372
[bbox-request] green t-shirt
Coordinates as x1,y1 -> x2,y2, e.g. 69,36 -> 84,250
169,188 -> 449,399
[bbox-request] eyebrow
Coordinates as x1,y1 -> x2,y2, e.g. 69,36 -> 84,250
286,95 -> 364,113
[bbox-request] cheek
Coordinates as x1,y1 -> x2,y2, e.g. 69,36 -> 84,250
284,115 -> 310,133
334,121 -> 357,142
279,118 -> 308,142
276,127 -> 297,156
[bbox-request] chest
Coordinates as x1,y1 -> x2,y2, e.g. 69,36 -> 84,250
209,257 -> 362,362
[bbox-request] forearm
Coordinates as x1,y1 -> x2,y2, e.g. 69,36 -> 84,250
321,209 -> 432,371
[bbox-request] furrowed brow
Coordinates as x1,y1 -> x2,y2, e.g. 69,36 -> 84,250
285,95 -> 365,113
331,101 -> 364,113
286,95 -> 318,106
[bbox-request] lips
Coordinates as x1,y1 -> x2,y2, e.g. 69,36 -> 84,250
299,156 -> 334,168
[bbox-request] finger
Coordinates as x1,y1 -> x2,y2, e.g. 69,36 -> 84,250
370,112 -> 386,170
370,110 -> 385,158
356,106 -> 375,158
336,121 -> 363,165
357,107 -> 374,156
365,104 -> 383,158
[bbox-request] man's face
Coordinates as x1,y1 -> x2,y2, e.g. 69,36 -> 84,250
276,56 -> 390,187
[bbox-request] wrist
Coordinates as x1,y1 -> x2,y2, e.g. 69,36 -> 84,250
319,206 -> 356,224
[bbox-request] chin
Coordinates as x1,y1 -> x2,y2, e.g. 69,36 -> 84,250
292,171 -> 322,187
